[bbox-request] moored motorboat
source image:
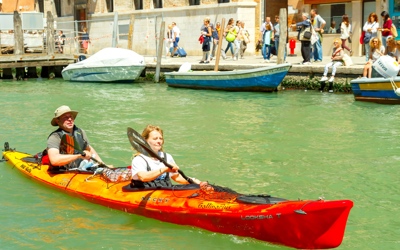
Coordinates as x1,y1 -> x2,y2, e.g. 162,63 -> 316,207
164,64 -> 291,92
2,142 -> 353,249
62,47 -> 146,82
351,77 -> 400,104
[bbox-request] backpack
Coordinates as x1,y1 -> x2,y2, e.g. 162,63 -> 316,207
391,24 -> 398,38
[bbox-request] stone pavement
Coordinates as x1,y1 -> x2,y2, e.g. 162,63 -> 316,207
144,53 -> 367,77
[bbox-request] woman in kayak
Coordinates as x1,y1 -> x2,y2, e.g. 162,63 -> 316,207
131,125 -> 205,187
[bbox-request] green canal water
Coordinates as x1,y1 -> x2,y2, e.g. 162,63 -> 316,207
0,79 -> 399,250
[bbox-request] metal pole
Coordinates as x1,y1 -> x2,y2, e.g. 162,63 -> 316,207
155,21 -> 165,83
74,20 -> 79,53
112,12 -> 118,47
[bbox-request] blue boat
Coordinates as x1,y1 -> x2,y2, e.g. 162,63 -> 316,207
351,77 -> 400,104
165,63 -> 291,92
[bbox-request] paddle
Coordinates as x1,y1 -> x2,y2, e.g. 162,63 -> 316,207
60,134 -> 109,168
127,127 -> 194,184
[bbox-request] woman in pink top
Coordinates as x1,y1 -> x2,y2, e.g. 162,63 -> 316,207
379,11 -> 392,48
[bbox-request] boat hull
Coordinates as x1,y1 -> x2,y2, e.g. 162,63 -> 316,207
2,149 -> 353,249
62,65 -> 146,82
351,77 -> 400,104
165,64 -> 291,92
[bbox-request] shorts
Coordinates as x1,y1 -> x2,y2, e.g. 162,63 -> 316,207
173,37 -> 180,48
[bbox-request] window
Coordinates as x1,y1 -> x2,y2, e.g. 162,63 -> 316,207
153,0 -> 162,8
54,0 -> 61,17
315,3 -> 352,34
218,0 -> 229,3
38,0 -> 44,13
106,0 -> 114,12
119,24 -> 129,40
134,0 -> 143,10
189,0 -> 200,5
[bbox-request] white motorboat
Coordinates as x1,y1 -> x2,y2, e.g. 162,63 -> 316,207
62,47 -> 146,82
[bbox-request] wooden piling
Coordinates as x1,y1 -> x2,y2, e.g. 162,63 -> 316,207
277,8 -> 287,65
27,67 -> 38,78
2,68 -> 14,79
128,15 -> 135,50
154,21 -> 165,83
13,11 -> 24,56
46,11 -> 55,55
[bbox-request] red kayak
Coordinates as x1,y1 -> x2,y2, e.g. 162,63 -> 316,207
2,145 -> 353,249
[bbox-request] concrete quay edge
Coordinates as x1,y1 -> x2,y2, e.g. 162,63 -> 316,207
143,54 -> 367,78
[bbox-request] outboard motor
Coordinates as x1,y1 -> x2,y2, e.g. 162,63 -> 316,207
78,55 -> 87,62
373,55 -> 400,96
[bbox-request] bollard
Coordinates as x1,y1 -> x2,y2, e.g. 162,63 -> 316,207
289,39 -> 297,56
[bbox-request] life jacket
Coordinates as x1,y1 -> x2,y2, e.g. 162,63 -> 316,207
130,153 -> 172,188
47,126 -> 88,170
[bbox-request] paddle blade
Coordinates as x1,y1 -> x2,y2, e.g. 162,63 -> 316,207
127,127 -> 152,157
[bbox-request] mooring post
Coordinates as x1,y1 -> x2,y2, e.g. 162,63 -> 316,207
46,11 -> 55,55
128,15 -> 135,50
13,11 -> 24,56
155,21 -> 165,83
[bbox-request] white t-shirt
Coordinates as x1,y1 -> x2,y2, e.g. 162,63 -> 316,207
131,153 -> 178,180
172,26 -> 180,39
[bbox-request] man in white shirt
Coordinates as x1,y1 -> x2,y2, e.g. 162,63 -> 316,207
171,22 -> 181,57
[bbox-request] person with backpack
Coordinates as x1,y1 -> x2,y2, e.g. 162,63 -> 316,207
362,12 -> 379,61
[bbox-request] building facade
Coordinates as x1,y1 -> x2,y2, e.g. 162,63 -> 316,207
0,0 -> 394,57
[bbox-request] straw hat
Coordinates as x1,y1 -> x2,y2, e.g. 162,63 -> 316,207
51,105 -> 78,126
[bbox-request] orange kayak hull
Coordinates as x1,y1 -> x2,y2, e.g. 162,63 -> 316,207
2,150 -> 353,249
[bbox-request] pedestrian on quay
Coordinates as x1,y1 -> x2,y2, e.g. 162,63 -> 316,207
199,18 -> 212,64
81,27 -> 90,54
222,18 -> 235,60
319,38 -> 344,92
273,15 -> 287,62
210,22 -> 220,61
171,22 -> 181,57
231,20 -> 241,61
165,24 -> 173,57
239,22 -> 250,59
340,14 -> 353,56
310,9 -> 326,62
378,11 -> 393,49
260,16 -> 273,62
328,21 -> 337,34
292,13 -> 312,65
362,13 -> 379,61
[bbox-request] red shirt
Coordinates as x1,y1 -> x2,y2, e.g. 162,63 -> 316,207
382,19 -> 393,37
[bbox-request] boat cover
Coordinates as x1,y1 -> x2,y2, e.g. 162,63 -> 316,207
64,47 -> 145,70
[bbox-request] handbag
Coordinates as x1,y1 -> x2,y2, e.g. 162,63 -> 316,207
360,31 -> 365,44
363,32 -> 372,44
310,26 -> 319,45
348,36 -> 352,43
300,26 -> 312,41
342,54 -> 353,66
226,32 -> 236,42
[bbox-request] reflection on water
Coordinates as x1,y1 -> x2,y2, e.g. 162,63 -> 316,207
1,79 -> 400,249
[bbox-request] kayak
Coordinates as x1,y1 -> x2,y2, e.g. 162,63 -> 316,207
2,145 -> 353,249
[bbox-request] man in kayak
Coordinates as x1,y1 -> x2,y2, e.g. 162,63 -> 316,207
131,125 -> 206,187
46,105 -> 104,170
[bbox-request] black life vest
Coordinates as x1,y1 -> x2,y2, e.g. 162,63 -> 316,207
130,153 -> 172,188
47,126 -> 88,170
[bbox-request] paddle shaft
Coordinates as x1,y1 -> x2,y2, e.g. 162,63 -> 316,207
127,127 -> 194,184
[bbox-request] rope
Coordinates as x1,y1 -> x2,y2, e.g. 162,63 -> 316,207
389,77 -> 400,96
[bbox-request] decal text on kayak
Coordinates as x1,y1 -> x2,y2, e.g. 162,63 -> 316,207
141,196 -> 170,203
198,202 -> 232,210
241,214 -> 274,220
